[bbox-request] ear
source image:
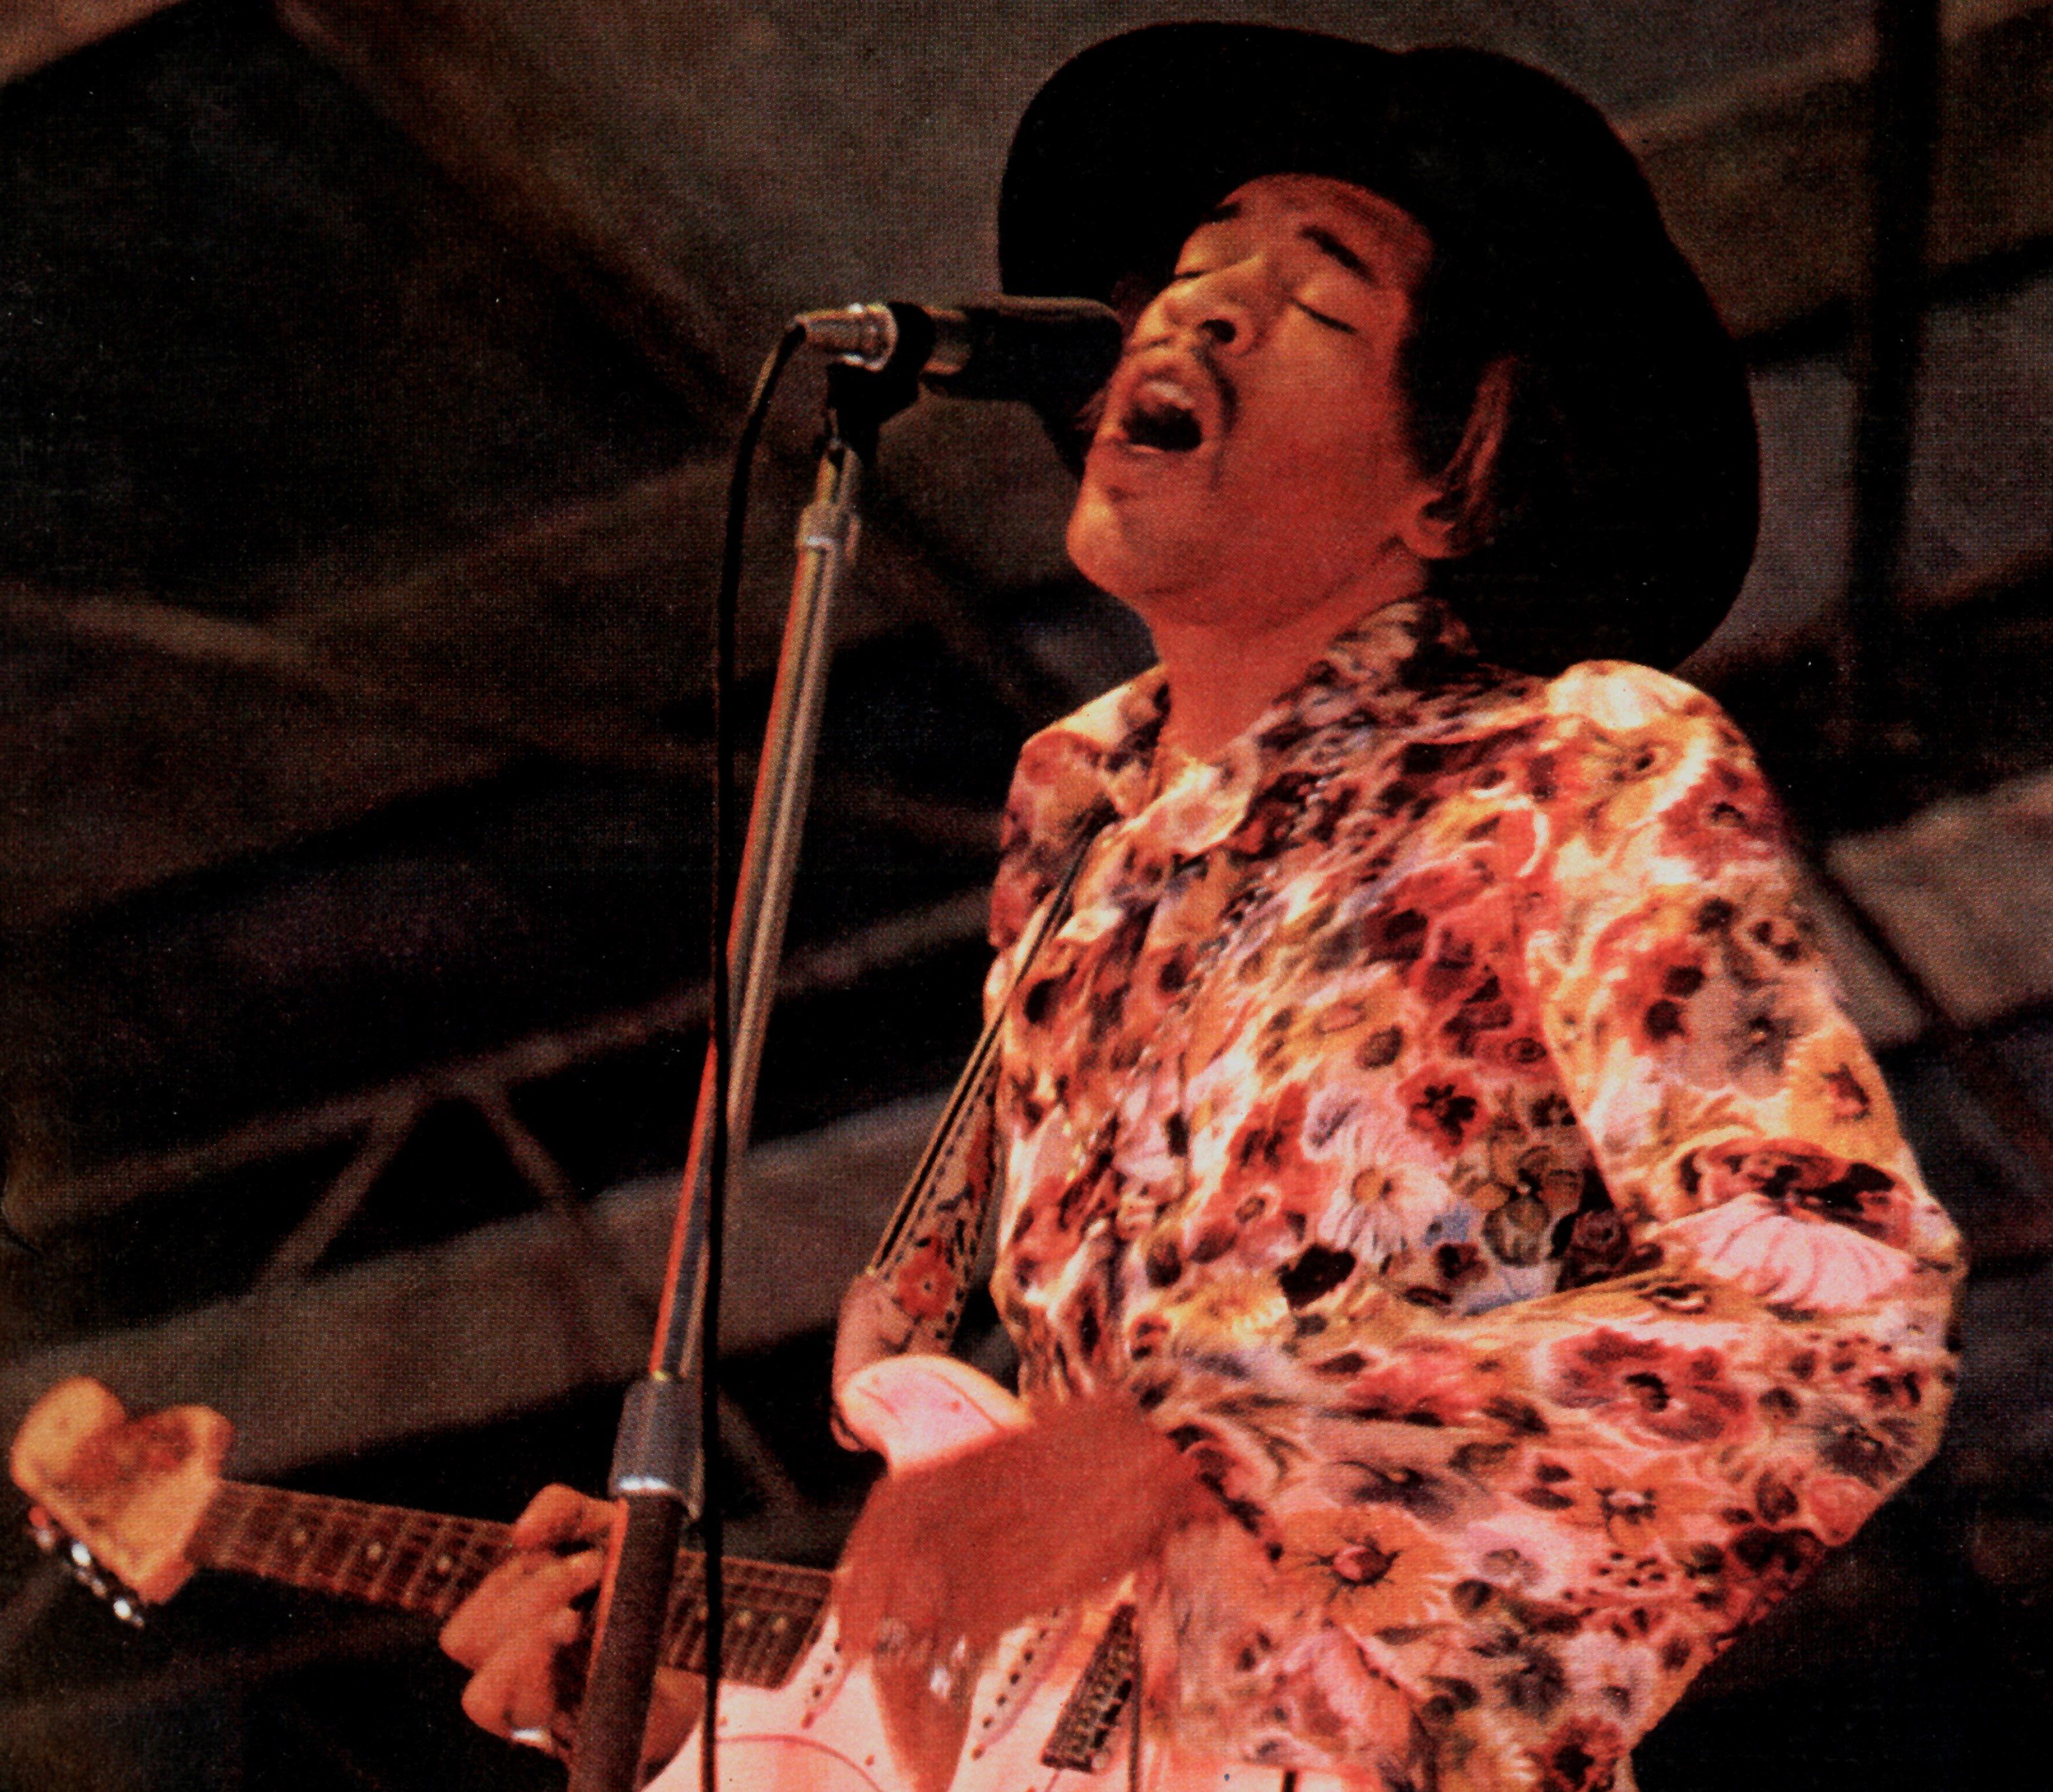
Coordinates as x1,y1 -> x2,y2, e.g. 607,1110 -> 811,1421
1400,356 -> 1518,562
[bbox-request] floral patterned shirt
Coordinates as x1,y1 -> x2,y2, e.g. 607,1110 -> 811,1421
982,594 -> 1963,1791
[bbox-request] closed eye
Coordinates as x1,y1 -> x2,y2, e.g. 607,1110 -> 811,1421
1294,299 -> 1357,333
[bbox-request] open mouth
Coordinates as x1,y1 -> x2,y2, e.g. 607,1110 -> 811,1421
1118,379 -> 1207,453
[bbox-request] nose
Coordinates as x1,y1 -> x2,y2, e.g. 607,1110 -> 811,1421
1152,259 -> 1262,355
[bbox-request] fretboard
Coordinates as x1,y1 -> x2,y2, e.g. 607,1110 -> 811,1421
190,1483 -> 833,1689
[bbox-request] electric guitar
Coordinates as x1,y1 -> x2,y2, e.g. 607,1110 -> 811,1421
10,1361 -> 1300,1791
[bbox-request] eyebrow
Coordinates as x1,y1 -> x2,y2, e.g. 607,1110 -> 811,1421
1197,199 -> 1242,226
1301,224 -> 1372,279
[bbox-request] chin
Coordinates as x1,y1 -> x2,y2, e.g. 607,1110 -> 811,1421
1064,483 -> 1134,598
1067,481 -> 1193,610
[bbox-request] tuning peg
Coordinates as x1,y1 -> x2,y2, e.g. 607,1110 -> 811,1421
62,1541 -> 109,1597
20,1516 -> 143,1625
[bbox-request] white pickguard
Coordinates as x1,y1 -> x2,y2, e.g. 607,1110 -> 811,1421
655,1614 -> 1295,1791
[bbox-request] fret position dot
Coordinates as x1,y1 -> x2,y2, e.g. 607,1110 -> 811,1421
291,1529 -> 310,1549
434,1555 -> 454,1574
365,1542 -> 383,1561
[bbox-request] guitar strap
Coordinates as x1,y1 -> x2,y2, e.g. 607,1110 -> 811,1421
857,821 -> 1101,1355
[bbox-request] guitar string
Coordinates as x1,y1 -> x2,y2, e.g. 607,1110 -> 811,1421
86,1475 -> 1186,1748
196,1482 -> 827,1680
211,1484 -> 831,1598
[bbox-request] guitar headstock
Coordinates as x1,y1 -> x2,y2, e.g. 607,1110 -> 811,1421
10,1377 -> 233,1610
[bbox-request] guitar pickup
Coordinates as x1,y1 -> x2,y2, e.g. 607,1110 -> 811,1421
1037,1602 -> 1138,1773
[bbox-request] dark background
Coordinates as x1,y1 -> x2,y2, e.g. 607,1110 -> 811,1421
0,3 -> 2050,1787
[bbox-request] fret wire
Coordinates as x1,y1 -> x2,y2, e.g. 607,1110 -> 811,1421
445,1518 -> 512,1606
775,1603 -> 823,1676
239,1488 -> 295,1581
402,1509 -> 442,1605
305,1495 -> 368,1590
747,1560 -> 833,1601
263,1489 -> 310,1582
750,1631 -> 782,1687
273,1492 -> 337,1592
660,1560 -> 827,1687
246,1489 -> 296,1575
330,1505 -> 378,1602
191,1483 -> 251,1570
410,1514 -> 466,1620
352,1505 -> 392,1601
730,1602 -> 762,1683
321,1496 -> 388,1601
314,1496 -> 379,1588
673,1602 -> 710,1679
198,1483 -> 828,1685
739,1611 -> 799,1687
743,1584 -> 829,1642
210,1484 -> 265,1577
750,1629 -> 790,1687
743,1585 -> 830,1618
757,1610 -> 798,1684
420,1519 -> 468,1621
356,1505 -> 409,1604
683,1555 -> 832,1611
385,1507 -> 438,1609
188,1483 -> 229,1557
224,1486 -> 336,1585
436,1514 -> 500,1609
303,1497 -> 363,1593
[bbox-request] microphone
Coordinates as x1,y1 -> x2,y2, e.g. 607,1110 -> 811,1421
792,297 -> 1124,410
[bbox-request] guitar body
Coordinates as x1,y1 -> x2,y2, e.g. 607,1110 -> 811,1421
653,1355 -> 1272,1792
680,1652 -> 1291,1791
675,1623 -> 1105,1791
671,1619 -> 1271,1792
656,1353 -> 1111,1790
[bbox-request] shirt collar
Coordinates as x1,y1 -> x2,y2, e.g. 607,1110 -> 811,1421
1028,593 -> 1481,848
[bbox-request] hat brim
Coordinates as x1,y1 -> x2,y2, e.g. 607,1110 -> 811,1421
998,23 -> 1758,673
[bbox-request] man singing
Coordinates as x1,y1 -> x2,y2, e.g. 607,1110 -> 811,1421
444,25 -> 1963,1791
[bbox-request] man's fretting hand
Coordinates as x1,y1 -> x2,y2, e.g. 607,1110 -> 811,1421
438,1484 -> 699,1768
834,1392 -> 1217,1792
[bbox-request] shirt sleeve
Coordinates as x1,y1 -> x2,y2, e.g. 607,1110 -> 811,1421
1130,669 -> 1965,1791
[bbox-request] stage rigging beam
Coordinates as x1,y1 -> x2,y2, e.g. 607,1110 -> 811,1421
0,0 -> 186,84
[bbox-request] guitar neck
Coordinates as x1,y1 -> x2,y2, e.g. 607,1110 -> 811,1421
192,1482 -> 832,1689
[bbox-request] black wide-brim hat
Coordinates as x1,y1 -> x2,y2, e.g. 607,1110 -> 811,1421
998,23 -> 1758,672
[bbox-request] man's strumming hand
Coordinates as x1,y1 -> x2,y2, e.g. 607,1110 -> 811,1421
834,1392 -> 1217,1792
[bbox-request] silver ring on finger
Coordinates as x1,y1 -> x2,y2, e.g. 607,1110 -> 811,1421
926,1635 -> 971,1701
509,1725 -> 563,1759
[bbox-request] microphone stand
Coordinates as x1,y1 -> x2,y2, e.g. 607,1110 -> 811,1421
569,355 -> 923,1792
